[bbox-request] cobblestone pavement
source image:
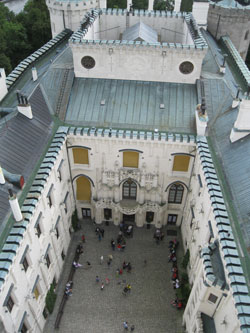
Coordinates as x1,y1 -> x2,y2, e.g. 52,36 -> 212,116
44,220 -> 184,333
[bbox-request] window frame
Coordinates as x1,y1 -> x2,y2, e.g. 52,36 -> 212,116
122,180 -> 137,200
6,295 -> 15,312
168,183 -> 184,204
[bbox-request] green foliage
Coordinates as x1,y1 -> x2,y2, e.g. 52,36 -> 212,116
17,0 -> 51,52
132,0 -> 148,9
180,0 -> 193,12
71,209 -> 79,231
107,0 -> 127,8
176,283 -> 191,306
153,0 -> 174,11
45,283 -> 57,314
0,0 -> 51,75
182,249 -> 190,269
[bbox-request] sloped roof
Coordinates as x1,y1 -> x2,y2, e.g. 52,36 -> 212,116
0,85 -> 53,228
65,78 -> 197,133
122,22 -> 158,43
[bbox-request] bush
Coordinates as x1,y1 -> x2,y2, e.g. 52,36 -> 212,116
45,283 -> 57,314
71,209 -> 79,231
176,284 -> 191,306
182,249 -> 190,269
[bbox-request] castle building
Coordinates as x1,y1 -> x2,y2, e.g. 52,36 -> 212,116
0,3 -> 249,333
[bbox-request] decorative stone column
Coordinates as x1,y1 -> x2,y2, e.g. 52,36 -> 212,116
136,209 -> 144,227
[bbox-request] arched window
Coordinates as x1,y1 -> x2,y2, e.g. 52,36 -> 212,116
76,176 -> 91,201
168,183 -> 184,204
122,180 -> 137,200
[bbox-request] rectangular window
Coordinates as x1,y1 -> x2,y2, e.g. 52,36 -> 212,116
6,295 -> 14,312
172,155 -> 190,172
208,293 -> 218,304
35,212 -> 42,238
198,174 -> 203,188
34,286 -> 40,300
73,148 -> 89,164
64,192 -> 69,214
47,185 -> 54,208
123,151 -> 139,168
45,254 -> 51,269
167,214 -> 177,225
20,245 -> 29,272
22,257 -> 29,272
55,225 -> 59,239
36,223 -> 41,237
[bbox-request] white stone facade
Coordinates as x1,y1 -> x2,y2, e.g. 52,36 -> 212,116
0,142 -> 74,332
46,0 -> 107,38
70,10 -> 207,84
67,130 -> 195,227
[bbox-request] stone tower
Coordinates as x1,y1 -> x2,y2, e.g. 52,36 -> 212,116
207,0 -> 250,60
46,0 -> 107,38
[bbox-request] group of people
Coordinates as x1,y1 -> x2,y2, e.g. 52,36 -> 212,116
168,239 -> 183,309
153,229 -> 165,244
64,280 -> 73,297
123,321 -> 135,331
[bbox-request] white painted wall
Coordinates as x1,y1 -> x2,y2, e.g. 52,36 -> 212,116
71,42 -> 205,84
46,0 -> 103,37
0,145 -> 74,332
0,69 -> 8,102
67,133 -> 195,227
192,2 -> 209,26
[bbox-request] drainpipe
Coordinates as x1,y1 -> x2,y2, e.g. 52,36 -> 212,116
65,140 -> 76,207
215,14 -> 221,40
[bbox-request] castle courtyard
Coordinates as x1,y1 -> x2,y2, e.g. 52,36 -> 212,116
44,221 -> 184,333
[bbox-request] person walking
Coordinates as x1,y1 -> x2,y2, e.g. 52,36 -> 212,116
100,255 -> 104,264
131,325 -> 135,331
81,234 -> 85,243
111,239 -> 115,251
101,282 -> 104,290
100,228 -> 105,238
96,275 -> 100,283
123,321 -> 128,330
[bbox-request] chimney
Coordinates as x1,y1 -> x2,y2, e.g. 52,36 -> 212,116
195,100 -> 208,136
8,189 -> 23,222
232,87 -> 241,108
32,67 -> 38,82
0,165 -> 5,184
0,68 -> 8,102
230,98 -> 250,143
16,90 -> 33,119
2,168 -> 24,189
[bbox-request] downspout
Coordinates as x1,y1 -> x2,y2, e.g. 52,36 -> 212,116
215,14 -> 221,40
65,140 -> 76,207
180,151 -> 196,228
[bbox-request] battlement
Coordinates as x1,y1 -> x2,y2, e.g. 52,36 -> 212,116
70,9 -> 207,50
69,9 -> 207,84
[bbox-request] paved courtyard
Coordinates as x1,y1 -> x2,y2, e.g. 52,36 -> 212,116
44,220 -> 184,333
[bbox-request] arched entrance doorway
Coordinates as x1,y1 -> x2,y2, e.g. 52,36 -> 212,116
76,176 -> 91,201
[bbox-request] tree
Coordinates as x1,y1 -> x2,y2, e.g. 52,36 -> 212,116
180,0 -> 193,12
107,0 -> 127,8
17,0 -> 51,52
153,0 -> 174,10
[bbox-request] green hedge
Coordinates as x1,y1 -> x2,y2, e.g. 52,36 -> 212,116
45,283 -> 57,314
